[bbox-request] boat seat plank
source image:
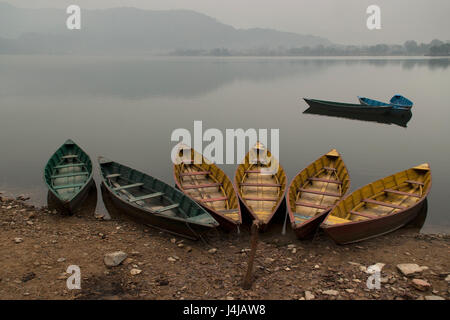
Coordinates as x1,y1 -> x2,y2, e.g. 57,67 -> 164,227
308,177 -> 342,185
385,189 -> 421,198
54,163 -> 85,169
61,155 -> 78,159
114,183 -> 144,191
51,171 -> 89,179
180,171 -> 210,176
323,167 -> 337,171
244,196 -> 279,202
53,183 -> 85,190
106,173 -> 121,179
299,188 -> 341,197
240,182 -> 281,187
295,201 -> 328,210
200,196 -> 228,203
154,203 -> 179,213
363,198 -> 406,209
129,192 -> 164,202
183,183 -> 221,190
350,210 -> 378,219
405,180 -> 424,186
245,170 -> 274,175
218,209 -> 239,214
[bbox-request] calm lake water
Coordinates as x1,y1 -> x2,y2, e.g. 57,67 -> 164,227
0,56 -> 449,233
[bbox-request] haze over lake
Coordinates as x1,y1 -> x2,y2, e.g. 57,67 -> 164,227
0,55 -> 449,233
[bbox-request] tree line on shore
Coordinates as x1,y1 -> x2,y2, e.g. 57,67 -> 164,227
171,39 -> 450,57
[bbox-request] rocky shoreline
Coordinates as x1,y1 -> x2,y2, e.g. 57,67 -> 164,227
1,193 -> 449,300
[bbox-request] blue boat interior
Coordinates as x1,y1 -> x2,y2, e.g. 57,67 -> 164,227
390,95 -> 413,107
358,96 -> 390,107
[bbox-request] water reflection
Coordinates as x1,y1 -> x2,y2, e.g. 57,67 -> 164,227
303,107 -> 413,128
1,57 -> 449,99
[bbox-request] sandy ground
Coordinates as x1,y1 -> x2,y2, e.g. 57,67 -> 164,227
0,189 -> 449,300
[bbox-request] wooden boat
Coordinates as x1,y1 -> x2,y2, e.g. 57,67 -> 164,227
234,142 -> 287,230
304,98 -> 393,115
173,145 -> 242,232
287,149 -> 350,239
99,157 -> 219,240
303,107 -> 412,127
389,95 -> 413,110
321,163 -> 431,244
43,139 -> 94,213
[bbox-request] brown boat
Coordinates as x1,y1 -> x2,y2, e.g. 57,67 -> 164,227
321,163 -> 431,244
173,145 -> 242,231
234,142 -> 287,230
287,149 -> 350,239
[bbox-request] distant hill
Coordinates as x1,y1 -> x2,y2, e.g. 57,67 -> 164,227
0,2 -> 330,54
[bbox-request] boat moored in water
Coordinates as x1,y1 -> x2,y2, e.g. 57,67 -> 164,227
304,98 -> 393,114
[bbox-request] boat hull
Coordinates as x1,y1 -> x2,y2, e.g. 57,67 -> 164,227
304,98 -> 392,115
63,178 -> 94,213
201,205 -> 240,232
322,199 -> 425,244
101,182 -> 214,240
238,196 -> 287,232
291,209 -> 330,239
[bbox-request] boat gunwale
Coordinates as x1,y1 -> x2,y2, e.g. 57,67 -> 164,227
43,139 -> 94,204
320,165 -> 432,231
98,157 -> 219,228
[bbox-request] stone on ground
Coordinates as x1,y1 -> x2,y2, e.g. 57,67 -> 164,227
104,251 -> 127,267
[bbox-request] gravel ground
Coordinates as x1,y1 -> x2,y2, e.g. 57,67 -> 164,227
0,191 -> 449,300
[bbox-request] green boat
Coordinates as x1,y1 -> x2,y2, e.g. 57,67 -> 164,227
44,139 -> 94,213
98,157 -> 219,240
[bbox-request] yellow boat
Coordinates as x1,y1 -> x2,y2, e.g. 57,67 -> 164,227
287,149 -> 350,239
321,163 -> 431,244
234,142 -> 287,230
173,145 -> 242,231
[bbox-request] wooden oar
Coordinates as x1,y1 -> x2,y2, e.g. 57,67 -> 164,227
242,221 -> 259,290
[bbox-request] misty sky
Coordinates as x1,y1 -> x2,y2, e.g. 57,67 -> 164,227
5,0 -> 450,44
